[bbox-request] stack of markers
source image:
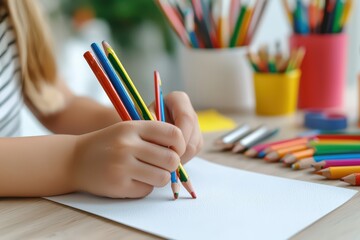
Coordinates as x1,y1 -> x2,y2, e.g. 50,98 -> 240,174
214,124 -> 279,153
156,0 -> 268,48
83,41 -> 196,200
283,0 -> 353,34
241,133 -> 360,186
247,44 -> 306,73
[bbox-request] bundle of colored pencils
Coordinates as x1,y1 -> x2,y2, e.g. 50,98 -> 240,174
239,132 -> 360,186
282,0 -> 353,34
247,44 -> 306,73
156,0 -> 268,48
83,41 -> 196,200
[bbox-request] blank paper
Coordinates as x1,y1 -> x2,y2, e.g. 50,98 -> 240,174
46,157 -> 357,240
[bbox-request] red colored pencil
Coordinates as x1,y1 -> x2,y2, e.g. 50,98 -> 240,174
83,51 -> 132,121
317,135 -> 360,141
341,173 -> 360,186
156,0 -> 190,47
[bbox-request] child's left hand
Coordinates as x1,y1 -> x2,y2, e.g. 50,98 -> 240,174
149,91 -> 203,164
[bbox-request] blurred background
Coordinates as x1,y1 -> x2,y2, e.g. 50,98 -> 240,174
22,0 -> 359,136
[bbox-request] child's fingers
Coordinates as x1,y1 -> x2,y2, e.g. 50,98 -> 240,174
181,123 -> 204,164
134,142 -> 180,172
125,180 -> 154,198
137,121 -> 186,156
164,92 -> 197,145
131,161 -> 171,188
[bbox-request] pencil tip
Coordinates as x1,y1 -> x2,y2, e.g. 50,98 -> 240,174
315,171 -> 323,176
174,193 -> 179,199
340,178 -> 345,182
291,164 -> 299,170
190,192 -> 197,199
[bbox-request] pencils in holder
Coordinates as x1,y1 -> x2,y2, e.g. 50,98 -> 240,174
156,0 -> 268,48
282,0 -> 353,34
247,44 -> 305,73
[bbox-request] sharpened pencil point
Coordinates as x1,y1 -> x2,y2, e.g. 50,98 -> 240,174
291,163 -> 299,170
340,178 -> 345,182
174,193 -> 179,199
315,171 -> 323,176
190,192 -> 197,199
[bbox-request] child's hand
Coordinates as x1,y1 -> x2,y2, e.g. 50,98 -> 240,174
72,121 -> 186,198
150,91 -> 203,164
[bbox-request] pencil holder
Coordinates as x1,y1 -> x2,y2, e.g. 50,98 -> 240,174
290,34 -> 348,110
253,70 -> 300,116
179,47 -> 253,112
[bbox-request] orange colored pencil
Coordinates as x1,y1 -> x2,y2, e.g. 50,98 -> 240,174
282,148 -> 316,165
265,144 -> 309,162
83,51 -> 132,121
264,137 -> 310,155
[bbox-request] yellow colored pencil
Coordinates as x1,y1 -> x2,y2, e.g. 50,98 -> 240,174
102,41 -> 154,121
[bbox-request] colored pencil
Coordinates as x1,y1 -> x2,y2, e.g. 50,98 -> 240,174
291,153 -> 360,170
154,71 -> 181,200
316,166 -> 360,180
232,126 -> 279,153
312,159 -> 360,171
282,148 -> 316,165
102,41 -> 154,121
155,71 -> 196,199
261,137 -> 311,155
83,51 -> 132,121
156,0 -> 191,47
265,144 -> 308,162
244,138 -> 297,158
214,124 -> 252,150
91,43 -> 141,120
341,173 -> 360,186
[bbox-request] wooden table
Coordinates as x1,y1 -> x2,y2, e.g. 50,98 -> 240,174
1,113 -> 359,239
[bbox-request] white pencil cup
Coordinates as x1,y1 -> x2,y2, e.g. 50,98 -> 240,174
179,47 -> 254,112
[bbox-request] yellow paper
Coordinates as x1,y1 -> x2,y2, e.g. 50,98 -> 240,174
197,109 -> 236,133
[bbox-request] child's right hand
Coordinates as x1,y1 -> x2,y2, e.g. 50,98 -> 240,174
72,121 -> 186,198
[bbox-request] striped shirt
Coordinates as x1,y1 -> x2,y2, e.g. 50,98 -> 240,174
0,7 -> 23,137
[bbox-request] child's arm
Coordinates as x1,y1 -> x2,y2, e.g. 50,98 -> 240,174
27,80 -> 120,135
0,121 -> 185,197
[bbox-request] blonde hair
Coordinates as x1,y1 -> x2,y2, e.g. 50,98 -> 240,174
6,0 -> 64,115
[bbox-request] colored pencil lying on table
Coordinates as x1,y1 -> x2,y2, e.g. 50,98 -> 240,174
291,153 -> 360,170
232,126 -> 279,153
265,144 -> 308,162
341,173 -> 360,186
214,124 -> 252,150
154,71 -> 182,200
245,137 -> 305,158
316,166 -> 360,180
83,51 -> 132,121
282,148 -> 316,165
259,137 -> 311,156
312,159 -> 360,171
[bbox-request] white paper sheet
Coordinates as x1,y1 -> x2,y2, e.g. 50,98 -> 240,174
46,157 -> 357,240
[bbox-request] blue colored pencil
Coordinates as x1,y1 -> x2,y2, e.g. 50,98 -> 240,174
91,43 -> 141,120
